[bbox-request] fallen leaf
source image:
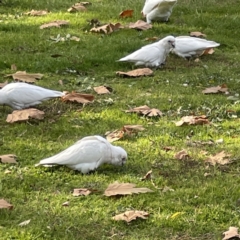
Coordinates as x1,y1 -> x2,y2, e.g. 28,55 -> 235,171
186,140 -> 214,147
51,54 -> 63,58
6,71 -> 43,83
68,3 -> 87,12
19,219 -> 31,226
0,81 -> 8,88
0,199 -> 13,210
70,36 -> 80,42
122,125 -> 145,134
62,92 -> 94,104
40,20 -> 69,29
116,68 -> 153,77
175,115 -> 210,126
202,84 -> 228,94
125,105 -> 151,113
113,210 -> 149,222
93,85 -> 112,94
205,151 -> 231,166
175,150 -> 190,160
144,37 -> 158,41
106,129 -> 125,143
142,108 -> 163,117
202,48 -> 215,55
62,201 -> 70,206
222,226 -> 240,240
141,170 -> 152,181
6,108 -> 45,123
119,9 -> 134,18
25,10 -> 48,16
189,31 -> 206,38
90,23 -> 123,34
128,20 -> 152,31
0,154 -> 17,163
11,64 -> 17,71
73,188 -> 92,196
104,182 -> 153,196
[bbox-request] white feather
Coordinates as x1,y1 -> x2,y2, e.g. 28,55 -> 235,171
142,0 -> 177,23
118,36 -> 175,68
0,82 -> 64,109
172,36 -> 220,59
35,135 -> 127,174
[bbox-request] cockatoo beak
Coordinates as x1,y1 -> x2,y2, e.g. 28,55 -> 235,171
171,41 -> 175,48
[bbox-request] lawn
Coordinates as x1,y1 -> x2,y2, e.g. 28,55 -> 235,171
1,0 -> 240,239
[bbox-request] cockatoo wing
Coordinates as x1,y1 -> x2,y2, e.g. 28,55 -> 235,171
37,136 -> 109,166
175,36 -> 220,53
5,83 -> 63,105
142,0 -> 164,15
119,44 -> 162,64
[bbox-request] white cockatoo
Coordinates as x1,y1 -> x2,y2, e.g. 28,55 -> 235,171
142,0 -> 177,24
171,36 -> 220,59
118,35 -> 175,68
35,135 -> 128,174
0,82 -> 64,110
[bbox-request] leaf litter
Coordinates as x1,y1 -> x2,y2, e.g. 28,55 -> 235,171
116,68 -> 153,77
205,151 -> 231,165
202,84 -> 228,94
40,20 -> 69,29
119,9 -> 134,18
113,210 -> 149,222
0,154 -> 17,163
6,109 -> 45,123
62,92 -> 94,104
125,105 -> 163,117
175,115 -> 210,126
128,20 -> 152,30
0,199 -> 13,210
6,71 -> 43,83
90,23 -> 123,34
104,182 -> 153,196
222,226 -> 240,240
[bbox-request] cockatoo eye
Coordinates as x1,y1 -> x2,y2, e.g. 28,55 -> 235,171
121,157 -> 126,166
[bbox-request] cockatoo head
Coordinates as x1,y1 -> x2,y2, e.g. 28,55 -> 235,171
165,36 -> 175,49
111,146 -> 128,166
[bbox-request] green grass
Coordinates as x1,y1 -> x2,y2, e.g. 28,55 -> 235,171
1,0 -> 240,239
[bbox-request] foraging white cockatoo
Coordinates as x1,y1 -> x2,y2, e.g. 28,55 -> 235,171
171,36 -> 220,59
142,0 -> 177,24
118,35 -> 175,68
35,135 -> 127,174
0,82 -> 64,110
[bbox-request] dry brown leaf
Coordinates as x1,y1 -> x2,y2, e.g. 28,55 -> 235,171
119,9 -> 134,18
62,92 -> 94,104
202,84 -> 228,94
144,37 -> 158,41
128,20 -> 152,30
141,170 -> 152,181
90,23 -> 123,34
175,150 -> 190,160
125,105 -> 151,113
73,188 -> 92,196
0,154 -> 17,163
142,108 -> 163,117
40,20 -> 69,29
70,36 -> 80,42
116,68 -> 153,77
0,199 -> 13,210
122,125 -> 145,134
104,181 -> 153,196
93,85 -> 112,94
106,129 -> 125,143
113,210 -> 149,222
6,108 -> 45,123
6,71 -> 43,83
205,151 -> 231,166
175,115 -> 210,126
68,3 -> 87,12
0,81 -> 8,88
222,226 -> 240,240
26,10 -> 48,16
11,64 -> 17,71
189,31 -> 206,38
203,48 -> 215,55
